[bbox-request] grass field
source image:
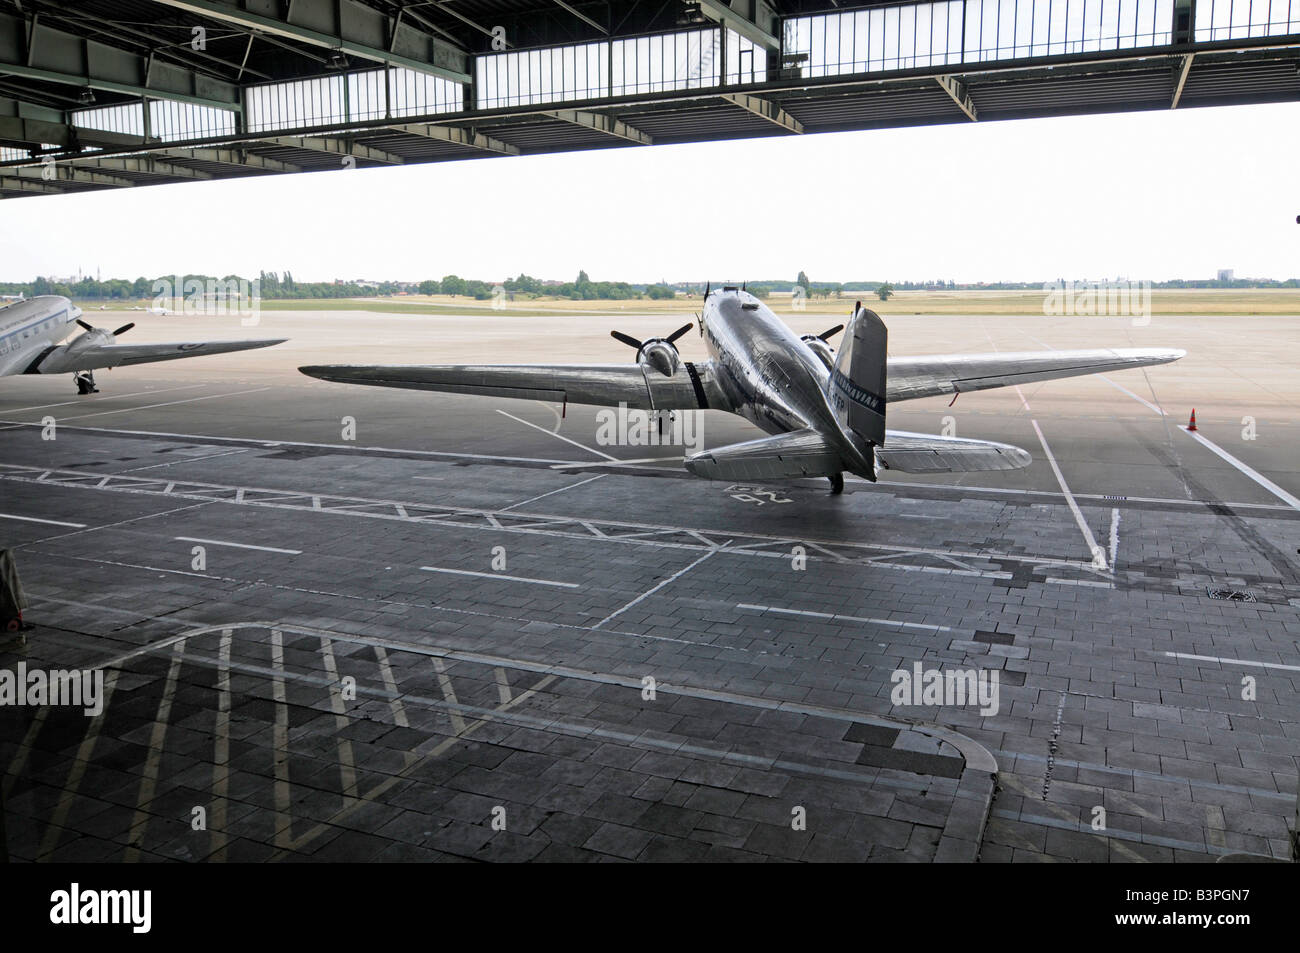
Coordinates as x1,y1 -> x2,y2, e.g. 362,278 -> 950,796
265,288 -> 1300,316
76,287 -> 1300,317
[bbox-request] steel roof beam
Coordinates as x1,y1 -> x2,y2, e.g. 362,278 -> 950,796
7,163 -> 134,188
0,12 -> 243,112
260,134 -> 406,165
719,92 -> 802,133
72,155 -> 214,179
694,0 -> 780,51
148,0 -> 471,84
550,1 -> 608,34
159,146 -> 304,173
0,175 -> 65,195
388,122 -> 520,155
1171,53 -> 1195,108
545,109 -> 653,144
936,74 -> 978,121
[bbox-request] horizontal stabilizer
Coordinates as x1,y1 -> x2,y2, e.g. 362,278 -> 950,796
876,430 -> 1032,473
685,429 -> 842,481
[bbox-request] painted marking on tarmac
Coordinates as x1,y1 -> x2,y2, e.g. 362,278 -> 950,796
420,565 -> 578,588
737,603 -> 954,632
1097,375 -> 1166,416
123,639 -> 185,863
175,535 -> 302,555
0,382 -> 208,416
210,628 -> 232,862
593,546 -> 726,629
500,473 -> 605,511
1165,651 -> 1300,673
3,416 -> 1292,513
550,456 -> 684,470
1031,419 -> 1109,572
319,635 -> 359,799
495,408 -> 616,461
1180,425 -> 1300,511
2,387 -> 272,427
36,671 -> 118,861
0,512 -> 85,527
270,628 -> 294,849
1109,507 -> 1121,569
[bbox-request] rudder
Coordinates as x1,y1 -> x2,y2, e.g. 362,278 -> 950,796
828,302 -> 887,447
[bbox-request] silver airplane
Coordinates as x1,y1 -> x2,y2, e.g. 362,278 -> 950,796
299,286 -> 1185,493
0,295 -> 285,394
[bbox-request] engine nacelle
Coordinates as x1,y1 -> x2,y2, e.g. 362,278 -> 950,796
801,334 -> 836,371
638,339 -> 681,377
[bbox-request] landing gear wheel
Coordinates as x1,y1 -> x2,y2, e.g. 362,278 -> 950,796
74,371 -> 98,395
829,473 -> 844,495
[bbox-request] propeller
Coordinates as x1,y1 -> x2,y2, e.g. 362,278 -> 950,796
76,320 -> 135,336
816,323 -> 844,341
610,323 -> 694,377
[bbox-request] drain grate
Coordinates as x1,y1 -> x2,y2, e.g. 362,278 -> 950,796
1207,587 -> 1257,602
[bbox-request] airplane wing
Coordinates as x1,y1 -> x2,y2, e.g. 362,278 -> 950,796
886,348 -> 1185,402
298,362 -> 734,412
27,338 -> 287,375
875,431 -> 1031,473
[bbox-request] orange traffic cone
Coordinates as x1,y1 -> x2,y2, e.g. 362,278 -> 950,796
1187,409 -> 1198,431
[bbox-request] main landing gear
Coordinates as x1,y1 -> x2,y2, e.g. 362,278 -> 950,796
828,473 -> 844,495
73,371 -> 98,395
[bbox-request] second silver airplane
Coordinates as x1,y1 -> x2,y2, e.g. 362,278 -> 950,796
300,286 -> 1185,493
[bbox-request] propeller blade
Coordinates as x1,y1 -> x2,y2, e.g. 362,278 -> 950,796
665,323 -> 694,344
76,319 -> 94,332
111,323 -> 135,336
818,324 -> 844,341
704,281 -> 710,300
610,330 -> 643,350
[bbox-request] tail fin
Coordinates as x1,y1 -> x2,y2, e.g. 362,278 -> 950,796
828,302 -> 887,447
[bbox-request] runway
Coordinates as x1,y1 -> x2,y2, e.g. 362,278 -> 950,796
1,309 -> 1297,862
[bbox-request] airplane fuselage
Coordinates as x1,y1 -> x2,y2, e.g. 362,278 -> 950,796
700,288 -> 875,477
0,295 -> 82,376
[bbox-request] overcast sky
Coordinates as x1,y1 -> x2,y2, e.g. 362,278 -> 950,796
2,100 -> 1296,285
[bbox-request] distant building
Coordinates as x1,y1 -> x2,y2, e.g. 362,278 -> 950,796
1217,269 -> 1234,281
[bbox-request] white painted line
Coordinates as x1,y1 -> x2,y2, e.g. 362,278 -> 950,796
0,512 -> 86,528
550,456 -> 684,470
1180,426 -> 1300,511
1098,375 -> 1166,416
1166,651 -> 1300,673
1031,419 -> 1108,571
420,565 -> 578,588
0,418 -> 582,467
495,408 -> 617,461
1108,507 -> 1121,569
501,474 -> 605,511
593,547 -> 724,629
175,536 -> 301,555
10,387 -> 273,424
737,602 -> 953,632
0,383 -> 209,416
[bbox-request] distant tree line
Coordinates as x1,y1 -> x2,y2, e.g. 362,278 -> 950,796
4,270 -> 1296,303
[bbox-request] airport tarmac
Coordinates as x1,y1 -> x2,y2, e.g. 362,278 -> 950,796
0,308 -> 1297,862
